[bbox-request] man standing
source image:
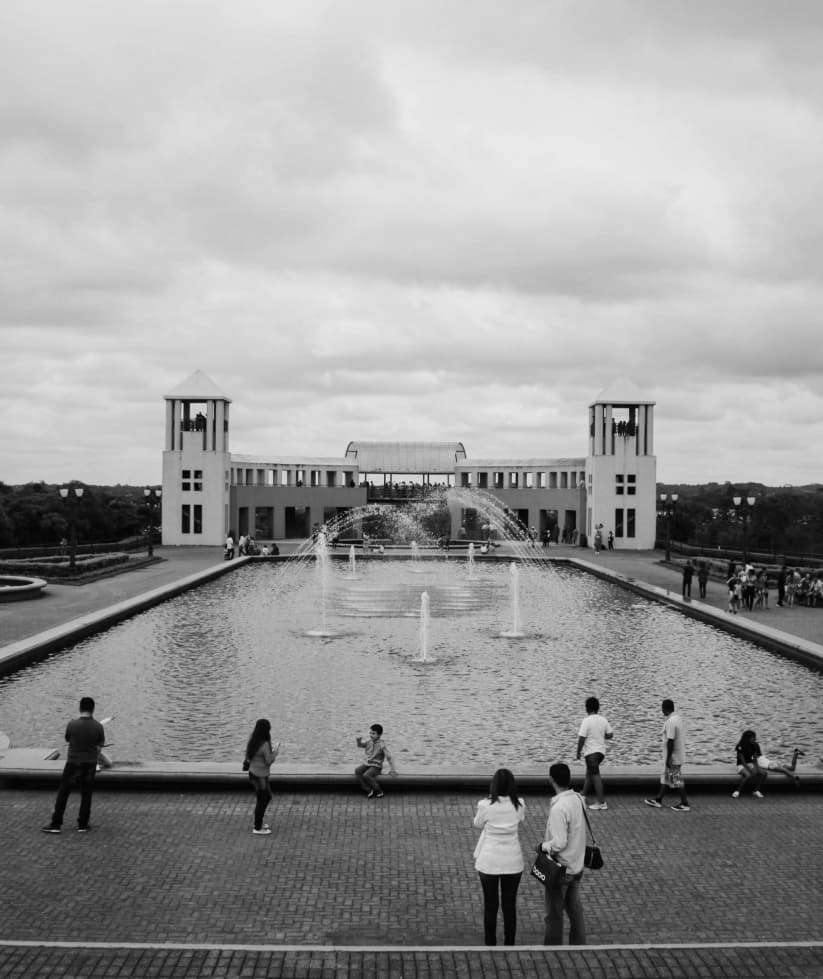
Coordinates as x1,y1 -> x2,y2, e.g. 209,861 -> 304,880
681,560 -> 695,598
697,561 -> 709,599
576,696 -> 613,810
43,697 -> 106,833
541,762 -> 586,945
644,699 -> 690,812
776,565 -> 787,607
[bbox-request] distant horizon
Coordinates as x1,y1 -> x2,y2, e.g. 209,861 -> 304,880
2,4 -> 822,486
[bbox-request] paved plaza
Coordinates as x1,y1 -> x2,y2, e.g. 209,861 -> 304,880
1,545 -> 822,977
1,786 -> 822,977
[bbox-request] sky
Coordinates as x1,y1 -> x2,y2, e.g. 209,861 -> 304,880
1,1 -> 822,488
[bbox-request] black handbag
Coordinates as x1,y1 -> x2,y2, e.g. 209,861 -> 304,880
530,846 -> 566,888
581,797 -> 604,870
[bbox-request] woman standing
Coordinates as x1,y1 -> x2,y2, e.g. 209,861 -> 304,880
245,718 -> 279,835
472,768 -> 526,946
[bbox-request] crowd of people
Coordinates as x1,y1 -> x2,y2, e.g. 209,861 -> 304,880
41,695 -> 807,947
223,534 -> 278,558
724,561 -> 823,613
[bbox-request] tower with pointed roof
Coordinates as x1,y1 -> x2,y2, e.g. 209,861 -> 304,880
585,378 -> 657,549
161,370 -> 232,545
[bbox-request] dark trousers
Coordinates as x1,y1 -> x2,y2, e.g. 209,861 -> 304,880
544,871 -> 586,945
249,774 -> 272,830
478,871 -> 522,945
51,761 -> 97,829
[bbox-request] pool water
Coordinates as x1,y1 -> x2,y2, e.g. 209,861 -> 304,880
1,560 -> 821,768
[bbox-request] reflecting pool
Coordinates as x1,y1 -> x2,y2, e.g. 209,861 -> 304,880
1,559 -> 821,768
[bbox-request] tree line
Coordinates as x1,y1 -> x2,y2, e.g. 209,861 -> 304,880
0,482 -> 155,552
658,482 -> 823,561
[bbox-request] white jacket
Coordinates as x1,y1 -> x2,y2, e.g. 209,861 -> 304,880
473,797 -> 526,874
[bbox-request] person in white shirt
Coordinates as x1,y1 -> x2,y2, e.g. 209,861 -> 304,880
472,768 -> 526,946
644,699 -> 691,811
576,696 -> 614,811
541,762 -> 587,945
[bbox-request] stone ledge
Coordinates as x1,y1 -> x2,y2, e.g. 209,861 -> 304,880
1,752 -> 820,792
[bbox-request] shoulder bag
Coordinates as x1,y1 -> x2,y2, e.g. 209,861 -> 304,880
580,795 -> 604,870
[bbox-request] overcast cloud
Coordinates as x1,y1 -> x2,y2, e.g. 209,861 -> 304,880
1,0 -> 822,487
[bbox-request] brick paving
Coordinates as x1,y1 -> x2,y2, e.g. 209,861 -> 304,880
1,787 -> 821,976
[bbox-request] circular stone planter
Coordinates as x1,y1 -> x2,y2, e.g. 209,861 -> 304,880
0,575 -> 48,602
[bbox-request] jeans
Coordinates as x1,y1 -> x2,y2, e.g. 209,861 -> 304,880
249,774 -> 272,830
479,872 -> 522,945
355,764 -> 382,793
544,871 -> 586,945
51,761 -> 97,829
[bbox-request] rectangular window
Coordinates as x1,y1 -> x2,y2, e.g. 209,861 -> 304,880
615,475 -> 624,495
560,472 -> 568,489
181,469 -> 191,492
615,508 -> 624,537
549,472 -> 557,489
326,470 -> 337,488
509,472 -> 519,489
525,472 -> 534,488
193,505 -> 202,534
194,469 -> 203,492
311,470 -> 321,487
627,508 -> 636,538
181,504 -> 190,534
570,472 -> 577,488
627,474 -> 637,496
537,472 -> 546,489
478,472 -> 489,489
494,472 -> 504,489
280,470 -> 290,487
460,472 -> 471,488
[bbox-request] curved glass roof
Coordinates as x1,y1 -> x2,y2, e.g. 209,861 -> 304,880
345,441 -> 467,473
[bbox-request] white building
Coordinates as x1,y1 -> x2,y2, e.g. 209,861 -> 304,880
161,371 -> 657,549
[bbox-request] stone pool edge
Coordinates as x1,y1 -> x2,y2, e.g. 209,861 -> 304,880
569,556 -> 823,673
0,558 -> 242,676
1,753 -> 821,792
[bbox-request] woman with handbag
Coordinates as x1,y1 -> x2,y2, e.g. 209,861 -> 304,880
244,718 -> 280,835
472,768 -> 526,946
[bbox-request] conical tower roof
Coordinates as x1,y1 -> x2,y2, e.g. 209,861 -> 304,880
164,370 -> 232,402
590,377 -> 654,406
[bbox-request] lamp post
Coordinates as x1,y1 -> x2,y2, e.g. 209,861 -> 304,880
659,492 -> 678,562
143,488 -> 162,557
58,485 -> 85,570
732,494 -> 756,565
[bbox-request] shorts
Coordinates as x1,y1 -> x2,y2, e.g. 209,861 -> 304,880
756,755 -> 775,770
661,764 -> 683,788
584,752 -> 605,774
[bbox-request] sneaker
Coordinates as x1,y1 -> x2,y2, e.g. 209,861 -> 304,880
670,804 -> 691,812
77,826 -> 90,833
644,799 -> 662,808
753,790 -> 764,799
732,791 -> 740,799
41,825 -> 61,834
374,791 -> 385,799
252,827 -> 272,835
588,803 -> 608,810
366,790 -> 376,799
